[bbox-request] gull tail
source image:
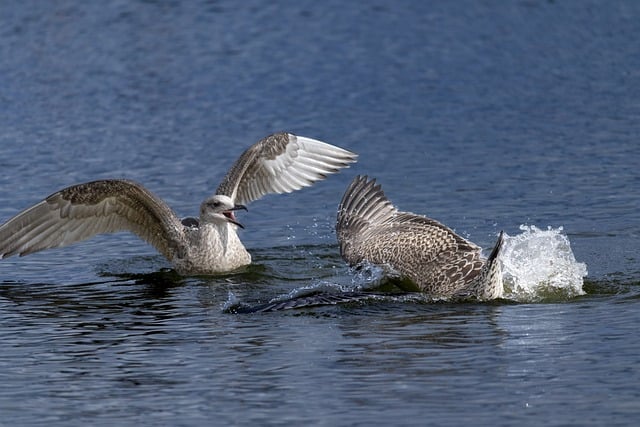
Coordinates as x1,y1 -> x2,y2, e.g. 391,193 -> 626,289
457,231 -> 505,301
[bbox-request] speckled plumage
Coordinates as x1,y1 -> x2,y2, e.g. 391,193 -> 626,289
0,132 -> 357,275
336,175 -> 504,300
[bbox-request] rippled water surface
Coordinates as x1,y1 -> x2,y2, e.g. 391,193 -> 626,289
1,1 -> 639,426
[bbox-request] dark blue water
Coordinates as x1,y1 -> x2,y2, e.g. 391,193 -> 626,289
1,1 -> 639,426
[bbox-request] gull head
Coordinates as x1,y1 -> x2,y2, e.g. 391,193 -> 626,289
200,195 -> 247,229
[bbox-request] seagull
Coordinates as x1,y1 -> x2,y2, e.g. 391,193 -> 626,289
0,132 -> 357,275
336,175 -> 504,300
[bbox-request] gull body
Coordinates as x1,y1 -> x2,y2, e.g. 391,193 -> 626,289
336,175 -> 503,300
0,132 -> 357,275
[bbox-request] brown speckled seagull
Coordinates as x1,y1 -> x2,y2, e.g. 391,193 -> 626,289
336,175 -> 504,300
0,132 -> 357,275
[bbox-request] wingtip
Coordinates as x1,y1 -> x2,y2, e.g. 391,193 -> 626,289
338,174 -> 393,229
355,174 -> 374,184
292,133 -> 358,164
350,175 -> 382,196
488,231 -> 505,262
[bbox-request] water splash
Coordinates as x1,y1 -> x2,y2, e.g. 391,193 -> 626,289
500,225 -> 587,302
228,226 -> 589,313
350,262 -> 393,289
223,291 -> 239,312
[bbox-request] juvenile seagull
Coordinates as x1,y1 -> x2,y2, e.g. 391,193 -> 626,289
0,132 -> 357,275
336,175 -> 504,300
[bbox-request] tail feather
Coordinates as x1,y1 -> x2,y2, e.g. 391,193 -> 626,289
479,231 -> 505,300
456,231 -> 504,300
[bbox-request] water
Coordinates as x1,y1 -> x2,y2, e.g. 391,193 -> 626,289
1,1 -> 639,425
502,226 -> 587,301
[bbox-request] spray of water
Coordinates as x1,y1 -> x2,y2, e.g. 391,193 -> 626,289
500,225 -> 587,302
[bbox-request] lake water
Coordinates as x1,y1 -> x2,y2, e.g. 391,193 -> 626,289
1,1 -> 639,426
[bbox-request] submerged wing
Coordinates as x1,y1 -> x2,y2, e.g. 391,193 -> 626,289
216,132 -> 357,205
228,291 -> 381,313
0,180 -> 185,260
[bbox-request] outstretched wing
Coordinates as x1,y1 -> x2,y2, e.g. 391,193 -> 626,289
0,180 -> 185,260
336,175 -> 484,292
216,132 -> 357,205
336,175 -> 398,262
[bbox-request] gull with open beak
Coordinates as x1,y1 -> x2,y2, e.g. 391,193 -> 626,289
0,132 -> 357,275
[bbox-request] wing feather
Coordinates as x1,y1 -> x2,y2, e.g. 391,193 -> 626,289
336,176 -> 484,290
0,180 -> 185,260
216,132 -> 357,205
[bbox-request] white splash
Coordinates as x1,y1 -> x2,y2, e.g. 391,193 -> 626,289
222,290 -> 239,311
350,262 -> 392,289
500,225 -> 587,302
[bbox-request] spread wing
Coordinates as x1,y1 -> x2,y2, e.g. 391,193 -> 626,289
336,175 -> 484,290
216,132 -> 357,205
0,180 -> 185,260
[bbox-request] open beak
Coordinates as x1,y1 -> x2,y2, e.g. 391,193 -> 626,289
223,204 -> 248,229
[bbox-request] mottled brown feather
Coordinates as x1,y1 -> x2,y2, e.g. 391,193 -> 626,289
0,180 -> 185,260
337,175 -> 503,299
